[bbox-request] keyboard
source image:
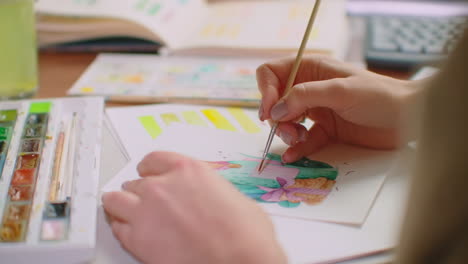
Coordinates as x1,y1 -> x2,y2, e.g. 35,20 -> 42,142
365,15 -> 467,69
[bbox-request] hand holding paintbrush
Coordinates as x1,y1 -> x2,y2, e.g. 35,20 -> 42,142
258,0 -> 322,173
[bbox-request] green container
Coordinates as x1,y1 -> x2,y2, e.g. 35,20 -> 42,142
0,0 -> 37,99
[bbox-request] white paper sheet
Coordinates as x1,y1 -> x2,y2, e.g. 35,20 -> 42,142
105,104 -> 398,225
95,148 -> 412,264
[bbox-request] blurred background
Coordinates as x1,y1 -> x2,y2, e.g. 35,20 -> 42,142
33,0 -> 468,100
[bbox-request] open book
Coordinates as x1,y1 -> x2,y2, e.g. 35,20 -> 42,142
36,0 -> 349,58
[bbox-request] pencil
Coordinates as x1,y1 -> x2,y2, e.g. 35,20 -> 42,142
57,118 -> 72,201
107,95 -> 260,108
258,0 -> 322,173
49,124 -> 65,202
64,113 -> 78,199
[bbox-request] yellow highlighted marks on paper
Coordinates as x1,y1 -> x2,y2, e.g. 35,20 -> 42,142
182,111 -> 207,126
200,24 -> 215,38
288,4 -> 314,20
161,113 -> 181,125
138,116 -> 162,139
228,108 -> 261,133
216,24 -> 227,37
200,24 -> 240,39
202,109 -> 236,131
230,24 -> 241,39
167,66 -> 186,73
80,87 -> 95,93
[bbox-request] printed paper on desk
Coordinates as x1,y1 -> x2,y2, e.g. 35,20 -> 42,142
69,54 -> 262,103
104,104 -> 398,225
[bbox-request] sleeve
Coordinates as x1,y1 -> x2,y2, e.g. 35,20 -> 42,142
396,28 -> 468,264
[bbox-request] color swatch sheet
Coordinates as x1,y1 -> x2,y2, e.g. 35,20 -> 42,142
0,97 -> 104,264
69,54 -> 262,104
105,104 -> 398,225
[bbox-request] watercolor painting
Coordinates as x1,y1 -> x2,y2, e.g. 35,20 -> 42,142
206,153 -> 337,208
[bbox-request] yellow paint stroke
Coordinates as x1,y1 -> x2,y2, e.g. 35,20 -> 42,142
80,87 -> 94,93
230,24 -> 241,39
182,111 -> 207,126
138,116 -> 162,139
288,6 -> 299,19
228,108 -> 261,133
123,75 -> 144,83
161,113 -> 181,125
200,24 -> 214,37
166,66 -> 186,73
202,109 -> 236,131
216,24 -> 227,37
107,74 -> 120,82
288,4 -> 311,20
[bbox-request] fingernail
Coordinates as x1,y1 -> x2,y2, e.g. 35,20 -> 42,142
258,102 -> 264,121
121,181 -> 128,190
281,151 -> 296,164
280,131 -> 294,146
271,100 -> 288,121
298,129 -> 308,142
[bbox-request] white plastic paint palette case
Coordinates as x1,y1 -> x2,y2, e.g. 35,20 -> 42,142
0,97 -> 104,264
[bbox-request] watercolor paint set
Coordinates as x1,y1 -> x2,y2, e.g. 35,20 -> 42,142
0,97 -> 104,263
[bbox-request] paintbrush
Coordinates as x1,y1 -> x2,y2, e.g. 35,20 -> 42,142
258,0 -> 322,173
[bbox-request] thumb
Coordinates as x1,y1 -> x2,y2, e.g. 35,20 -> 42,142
137,151 -> 190,177
269,78 -> 346,122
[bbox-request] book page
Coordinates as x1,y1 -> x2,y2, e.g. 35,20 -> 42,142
104,104 -> 398,225
175,0 -> 348,58
35,0 -> 208,47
